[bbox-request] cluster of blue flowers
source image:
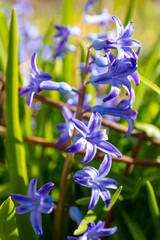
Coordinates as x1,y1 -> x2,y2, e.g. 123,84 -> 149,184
10,0 -> 141,238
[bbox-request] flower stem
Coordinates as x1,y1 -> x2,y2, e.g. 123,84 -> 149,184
53,47 -> 91,240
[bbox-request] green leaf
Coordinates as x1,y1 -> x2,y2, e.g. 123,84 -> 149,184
135,122 -> 160,139
5,9 -> 37,240
75,197 -> 90,205
74,210 -> 97,236
0,197 -> 20,240
0,183 -> 11,199
62,0 -> 74,25
119,205 -> 147,240
0,10 -> 9,51
146,181 -> 160,222
5,7 -> 28,194
139,74 -> 160,95
124,0 -> 138,26
104,186 -> 123,211
62,0 -> 75,87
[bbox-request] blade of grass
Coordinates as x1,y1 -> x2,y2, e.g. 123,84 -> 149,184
119,205 -> 147,240
146,181 -> 159,222
62,0 -> 74,87
139,74 -> 160,95
146,181 -> 160,240
5,8 -> 37,240
124,0 -> 138,26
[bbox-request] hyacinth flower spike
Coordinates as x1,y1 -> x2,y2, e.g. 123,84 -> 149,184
56,106 -> 75,146
19,53 -> 72,107
66,112 -> 121,164
91,99 -> 138,138
10,178 -> 54,236
92,16 -> 141,59
74,155 -> 117,209
68,221 -> 117,240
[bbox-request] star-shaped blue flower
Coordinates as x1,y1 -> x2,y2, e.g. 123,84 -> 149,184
74,155 -> 117,209
92,16 -> 141,59
91,99 -> 138,138
66,112 -> 122,164
19,52 -> 72,107
56,106 -> 76,146
67,221 -> 117,239
10,178 -> 54,237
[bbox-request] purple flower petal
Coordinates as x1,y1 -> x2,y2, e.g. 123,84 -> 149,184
15,204 -> 34,214
96,226 -> 117,237
88,112 -> 102,133
38,72 -> 52,81
66,137 -> 87,153
56,123 -> 66,132
112,16 -> 124,38
39,81 -> 59,91
56,132 -> 70,146
38,182 -> 54,200
39,202 -> 54,214
97,141 -> 122,158
103,86 -> 120,102
30,209 -> 43,237
99,189 -> 111,208
122,21 -> 134,39
81,143 -> 97,164
94,220 -> 105,230
10,194 -> 32,204
71,119 -> 89,136
62,106 -> 73,121
26,92 -> 34,108
130,71 -> 140,86
31,52 -> 38,74
98,155 -> 112,177
28,177 -> 38,198
81,166 -> 98,180
19,86 -> 31,97
87,129 -> 108,143
98,178 -> 117,189
89,187 -> 100,210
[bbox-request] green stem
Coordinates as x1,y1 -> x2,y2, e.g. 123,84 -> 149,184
53,47 -> 91,240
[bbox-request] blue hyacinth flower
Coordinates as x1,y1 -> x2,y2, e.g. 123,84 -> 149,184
56,106 -> 76,146
83,8 -> 111,28
92,16 -> 141,59
89,55 -> 137,104
68,221 -> 117,239
19,53 -> 72,107
74,155 -> 117,209
66,112 -> 122,164
53,25 -> 80,59
91,99 -> 138,138
10,178 -> 54,237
